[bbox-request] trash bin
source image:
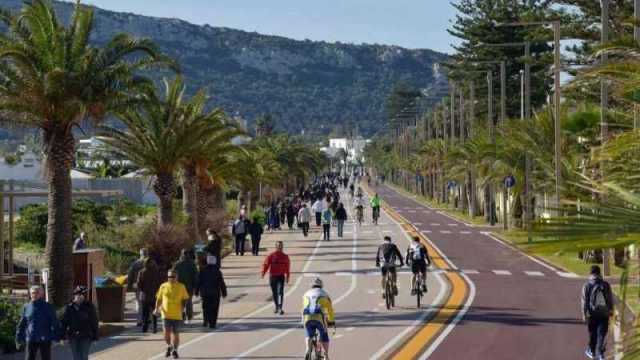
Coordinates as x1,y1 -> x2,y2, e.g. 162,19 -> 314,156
95,276 -> 125,322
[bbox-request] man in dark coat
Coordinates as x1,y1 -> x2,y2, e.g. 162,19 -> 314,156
174,249 -> 199,323
195,256 -> 228,328
15,285 -> 60,360
249,218 -> 264,256
204,229 -> 222,267
60,286 -> 99,360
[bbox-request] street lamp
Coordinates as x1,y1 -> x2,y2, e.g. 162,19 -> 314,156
497,20 -> 562,216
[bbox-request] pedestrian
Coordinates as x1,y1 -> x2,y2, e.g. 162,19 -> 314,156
261,241 -> 290,315
335,203 -> 347,238
15,285 -> 60,360
297,203 -> 311,237
312,198 -> 324,227
127,248 -> 148,326
204,229 -> 222,267
286,202 -> 296,230
249,217 -> 264,256
232,215 -> 250,256
321,207 -> 332,241
173,249 -> 198,324
268,202 -> 281,231
136,258 -> 162,333
195,255 -> 228,329
582,265 -> 614,360
60,286 -> 99,360
155,270 -> 190,359
73,232 -> 87,252
279,201 -> 287,227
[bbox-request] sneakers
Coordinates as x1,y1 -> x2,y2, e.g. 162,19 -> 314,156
585,349 -> 594,359
422,285 -> 427,292
165,346 -> 173,358
172,349 -> 179,359
279,309 -> 285,315
274,308 -> 279,314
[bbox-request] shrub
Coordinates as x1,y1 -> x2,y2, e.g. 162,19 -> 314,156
143,225 -> 194,271
0,296 -> 24,354
250,207 -> 266,225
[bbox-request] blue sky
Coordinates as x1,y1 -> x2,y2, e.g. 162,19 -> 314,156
62,0 -> 461,53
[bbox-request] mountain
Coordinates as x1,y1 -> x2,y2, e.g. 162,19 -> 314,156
0,0 -> 449,137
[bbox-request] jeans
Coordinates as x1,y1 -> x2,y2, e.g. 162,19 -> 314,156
588,315 -> 609,357
135,293 -> 143,324
251,235 -> 261,255
270,275 -> 285,310
25,341 -> 51,360
201,295 -> 221,328
322,224 -> 330,241
337,220 -> 345,237
183,295 -> 193,320
141,300 -> 158,333
315,212 -> 321,226
235,233 -> 246,255
300,222 -> 309,237
70,338 -> 92,360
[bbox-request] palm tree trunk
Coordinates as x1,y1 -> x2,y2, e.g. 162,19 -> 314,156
154,171 -> 175,227
44,129 -> 75,308
182,163 -> 199,242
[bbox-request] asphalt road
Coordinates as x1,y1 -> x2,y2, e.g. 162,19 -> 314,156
374,184 -> 586,360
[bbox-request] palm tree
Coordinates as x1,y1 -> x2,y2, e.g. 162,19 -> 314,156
0,0 -> 174,306
100,77 -> 212,228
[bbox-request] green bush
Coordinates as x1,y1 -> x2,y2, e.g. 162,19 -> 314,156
250,207 -> 266,225
0,296 -> 24,353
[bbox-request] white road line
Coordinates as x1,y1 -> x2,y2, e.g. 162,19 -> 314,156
335,334 -> 344,339
382,230 -> 393,233
335,272 -> 352,276
414,222 -> 423,225
303,273 -> 321,277
460,231 -> 471,234
366,271 -> 379,276
557,271 -> 580,278
408,210 -> 416,213
346,327 -> 355,332
370,273 -> 447,360
367,289 -> 376,295
230,213 -> 361,359
492,270 -> 512,276
149,232 -> 328,359
480,232 -> 560,273
448,224 -> 458,227
462,269 -> 479,274
422,230 -> 432,234
440,230 -> 452,234
430,223 -> 441,226
525,271 -> 545,277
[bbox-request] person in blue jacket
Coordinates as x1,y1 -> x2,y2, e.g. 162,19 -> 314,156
15,285 -> 60,360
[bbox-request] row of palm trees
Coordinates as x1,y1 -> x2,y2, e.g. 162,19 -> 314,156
0,0 -> 326,307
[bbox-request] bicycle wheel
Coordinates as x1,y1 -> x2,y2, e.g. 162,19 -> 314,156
415,275 -> 422,308
385,276 -> 392,310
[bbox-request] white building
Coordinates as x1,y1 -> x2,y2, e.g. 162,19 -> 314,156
327,137 -> 368,163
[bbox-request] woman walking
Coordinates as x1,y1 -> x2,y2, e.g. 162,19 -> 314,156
60,286 -> 99,360
136,258 -> 163,333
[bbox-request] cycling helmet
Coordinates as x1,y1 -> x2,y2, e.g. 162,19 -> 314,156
312,277 -> 323,288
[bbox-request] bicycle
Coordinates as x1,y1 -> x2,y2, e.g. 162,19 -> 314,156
413,271 -> 424,308
383,267 -> 396,310
356,206 -> 364,225
372,206 -> 380,225
305,323 -> 335,360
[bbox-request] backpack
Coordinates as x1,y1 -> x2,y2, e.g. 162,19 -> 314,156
589,282 -> 610,316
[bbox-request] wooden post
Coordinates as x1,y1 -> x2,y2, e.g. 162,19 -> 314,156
0,180 -> 4,279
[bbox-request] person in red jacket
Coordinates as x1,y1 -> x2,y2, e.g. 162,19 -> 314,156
261,241 -> 291,315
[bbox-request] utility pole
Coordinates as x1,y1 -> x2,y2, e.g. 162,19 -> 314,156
633,0 -> 640,129
469,81 -> 477,217
487,70 -> 496,225
450,83 -> 456,145
524,41 -> 533,242
553,20 -> 562,218
500,60 -> 507,123
601,0 -> 611,276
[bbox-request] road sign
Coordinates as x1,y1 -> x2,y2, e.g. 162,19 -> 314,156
504,175 -> 516,188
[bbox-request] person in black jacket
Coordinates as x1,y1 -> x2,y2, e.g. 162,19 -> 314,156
61,286 -> 99,360
335,203 -> 348,238
195,256 -> 228,328
249,218 -> 264,256
204,229 -> 222,268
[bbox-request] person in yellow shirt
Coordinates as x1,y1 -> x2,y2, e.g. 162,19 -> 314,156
155,270 -> 189,359
302,278 -> 335,360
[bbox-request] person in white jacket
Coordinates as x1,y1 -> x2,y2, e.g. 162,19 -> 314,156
311,199 -> 325,227
297,204 -> 312,237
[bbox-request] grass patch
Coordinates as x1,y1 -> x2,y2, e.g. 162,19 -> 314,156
386,183 -> 488,226
495,229 -> 625,278
612,285 -> 640,316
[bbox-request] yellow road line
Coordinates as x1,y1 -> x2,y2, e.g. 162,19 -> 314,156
382,203 -> 470,360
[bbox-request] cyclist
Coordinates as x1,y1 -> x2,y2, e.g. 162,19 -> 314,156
353,195 -> 365,224
405,236 -> 431,295
348,183 -> 355,198
376,236 -> 404,298
355,186 -> 363,198
370,193 -> 381,224
302,278 -> 335,360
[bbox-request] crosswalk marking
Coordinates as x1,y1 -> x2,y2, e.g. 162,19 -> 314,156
492,270 -> 512,275
524,271 -> 545,277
